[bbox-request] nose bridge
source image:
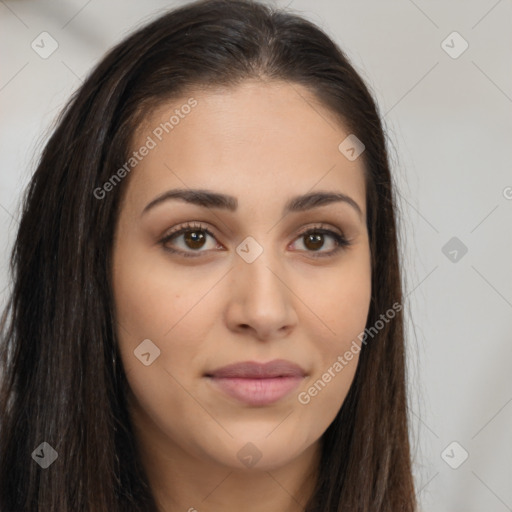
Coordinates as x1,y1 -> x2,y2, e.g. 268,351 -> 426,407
237,240 -> 286,307
228,236 -> 296,337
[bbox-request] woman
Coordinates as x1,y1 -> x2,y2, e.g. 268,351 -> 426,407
0,0 -> 417,510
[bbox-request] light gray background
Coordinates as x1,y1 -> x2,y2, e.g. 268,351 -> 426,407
1,1 -> 511,511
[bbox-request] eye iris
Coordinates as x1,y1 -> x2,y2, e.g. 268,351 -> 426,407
304,232 -> 324,251
184,230 -> 206,249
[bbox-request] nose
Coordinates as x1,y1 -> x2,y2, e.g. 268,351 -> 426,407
224,251 -> 298,341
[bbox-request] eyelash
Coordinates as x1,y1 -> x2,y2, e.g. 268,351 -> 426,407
159,221 -> 351,259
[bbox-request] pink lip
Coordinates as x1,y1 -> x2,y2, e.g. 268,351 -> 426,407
205,359 -> 306,406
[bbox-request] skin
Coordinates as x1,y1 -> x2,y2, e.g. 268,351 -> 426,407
111,79 -> 372,512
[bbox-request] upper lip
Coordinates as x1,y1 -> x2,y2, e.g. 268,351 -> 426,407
206,359 -> 307,379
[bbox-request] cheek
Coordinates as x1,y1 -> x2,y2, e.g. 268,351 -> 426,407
296,251 -> 371,413
305,250 -> 372,346
112,237 -> 216,338
112,254 -> 212,436
112,253 -> 179,337
111,242 -> 221,393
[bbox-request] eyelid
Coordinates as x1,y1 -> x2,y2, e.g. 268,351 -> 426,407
160,221 -> 217,241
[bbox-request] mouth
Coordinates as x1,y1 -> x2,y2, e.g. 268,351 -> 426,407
204,359 -> 307,406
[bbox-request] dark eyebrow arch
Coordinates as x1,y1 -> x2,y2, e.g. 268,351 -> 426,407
141,188 -> 363,219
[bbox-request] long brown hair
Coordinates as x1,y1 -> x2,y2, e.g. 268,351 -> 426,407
0,0 -> 417,510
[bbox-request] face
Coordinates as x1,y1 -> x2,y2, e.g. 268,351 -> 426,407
111,80 -> 371,473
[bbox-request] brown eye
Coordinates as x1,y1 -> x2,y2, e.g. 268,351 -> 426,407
303,232 -> 325,251
160,222 -> 220,258
183,230 -> 207,250
292,226 -> 350,258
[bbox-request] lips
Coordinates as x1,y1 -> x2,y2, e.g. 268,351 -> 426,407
206,359 -> 306,379
205,359 -> 306,406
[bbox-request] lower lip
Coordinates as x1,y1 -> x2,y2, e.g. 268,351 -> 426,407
207,376 -> 303,406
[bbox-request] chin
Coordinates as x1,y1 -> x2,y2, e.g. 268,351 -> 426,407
198,431 -> 316,473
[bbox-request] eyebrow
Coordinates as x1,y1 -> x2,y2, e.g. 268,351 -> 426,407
141,188 -> 363,219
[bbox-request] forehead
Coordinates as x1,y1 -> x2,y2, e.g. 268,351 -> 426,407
125,80 -> 366,216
